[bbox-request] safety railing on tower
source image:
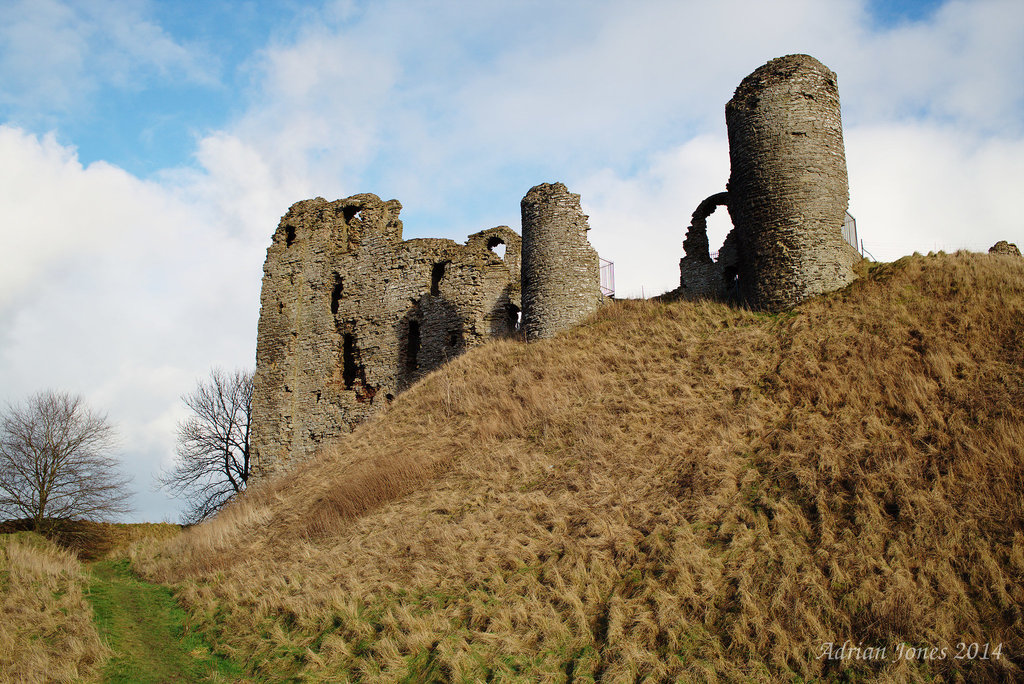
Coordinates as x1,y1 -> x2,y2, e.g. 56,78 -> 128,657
599,258 -> 615,297
842,211 -> 858,252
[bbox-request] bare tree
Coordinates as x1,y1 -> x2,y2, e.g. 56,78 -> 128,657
0,391 -> 133,530
158,368 -> 252,524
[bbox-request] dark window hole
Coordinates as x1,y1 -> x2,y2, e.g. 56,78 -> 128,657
431,262 -> 447,296
486,236 -> 506,258
330,274 -> 344,314
284,225 -> 296,247
508,304 -> 520,332
342,333 -> 359,389
406,320 -> 420,374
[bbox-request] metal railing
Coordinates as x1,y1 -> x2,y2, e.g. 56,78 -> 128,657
703,211 -> 861,264
842,211 -> 858,251
599,258 -> 615,297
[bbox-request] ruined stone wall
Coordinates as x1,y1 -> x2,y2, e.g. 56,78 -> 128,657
520,182 -> 603,340
725,54 -> 856,311
990,241 -> 1022,257
676,192 -> 731,299
251,193 -> 521,478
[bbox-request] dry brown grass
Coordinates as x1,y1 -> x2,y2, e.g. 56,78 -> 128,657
138,251 -> 1024,681
0,532 -> 107,683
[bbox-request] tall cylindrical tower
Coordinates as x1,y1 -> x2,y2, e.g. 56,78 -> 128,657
726,54 -> 856,311
520,182 -> 602,341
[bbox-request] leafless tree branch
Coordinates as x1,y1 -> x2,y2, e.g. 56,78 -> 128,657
158,368 -> 252,524
0,391 -> 134,530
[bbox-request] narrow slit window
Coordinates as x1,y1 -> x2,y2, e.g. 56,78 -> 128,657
431,262 -> 446,296
406,321 -> 420,374
342,333 -> 358,389
330,274 -> 344,314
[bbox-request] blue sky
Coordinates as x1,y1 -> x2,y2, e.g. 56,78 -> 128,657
1,0 -> 1022,522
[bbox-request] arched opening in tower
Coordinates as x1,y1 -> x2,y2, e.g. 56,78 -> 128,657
486,236 -> 507,259
705,207 -> 734,262
683,192 -> 732,263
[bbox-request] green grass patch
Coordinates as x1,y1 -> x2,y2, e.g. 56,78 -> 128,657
87,558 -> 243,683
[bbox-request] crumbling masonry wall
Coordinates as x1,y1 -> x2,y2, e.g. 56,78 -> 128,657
672,54 -> 859,309
520,182 -> 603,340
251,193 -> 521,478
990,241 -> 1022,257
676,192 -> 734,299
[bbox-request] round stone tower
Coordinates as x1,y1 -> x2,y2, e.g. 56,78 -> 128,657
725,54 -> 856,311
520,182 -> 602,341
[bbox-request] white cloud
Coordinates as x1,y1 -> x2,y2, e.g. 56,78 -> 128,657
579,135 -> 731,299
846,123 -> 1024,258
0,125 -> 184,309
0,0 -> 217,117
835,0 -> 1024,133
0,127 -> 262,522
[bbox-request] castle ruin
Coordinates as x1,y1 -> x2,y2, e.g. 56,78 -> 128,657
251,185 -> 602,477
250,53 -> 868,478
674,54 -> 859,310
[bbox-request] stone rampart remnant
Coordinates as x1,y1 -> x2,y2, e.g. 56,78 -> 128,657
520,182 -> 603,340
251,193 -> 522,478
989,241 -> 1022,257
673,54 -> 859,310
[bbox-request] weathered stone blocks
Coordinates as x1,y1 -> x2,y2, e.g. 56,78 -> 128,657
989,241 -> 1022,257
669,54 -> 859,309
725,53 -> 857,311
520,182 -> 603,341
250,193 -> 521,478
677,192 -> 732,299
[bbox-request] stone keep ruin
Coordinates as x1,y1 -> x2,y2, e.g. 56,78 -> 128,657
674,54 -> 860,310
251,184 -> 603,477
250,53 -> 863,477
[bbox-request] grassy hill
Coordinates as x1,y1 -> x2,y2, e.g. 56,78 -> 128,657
0,532 -> 107,683
138,251 -> 1024,682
